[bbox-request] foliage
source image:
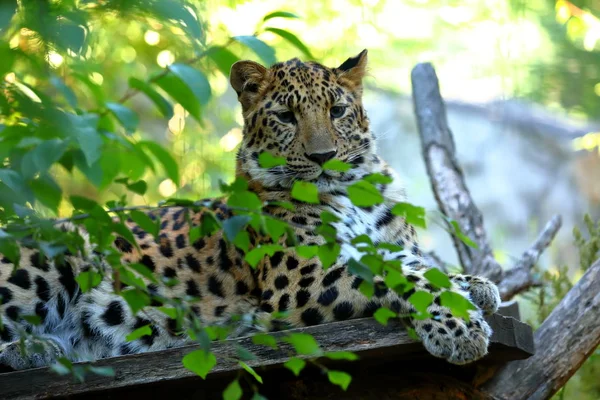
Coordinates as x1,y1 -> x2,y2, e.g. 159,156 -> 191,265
533,214 -> 600,400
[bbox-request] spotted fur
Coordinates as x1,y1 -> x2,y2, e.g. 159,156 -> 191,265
0,50 -> 500,370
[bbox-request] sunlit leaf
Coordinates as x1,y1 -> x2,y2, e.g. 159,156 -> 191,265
252,333 -> 278,349
265,28 -> 313,59
423,268 -> 451,289
408,291 -> 434,315
327,370 -> 352,391
258,152 -> 286,168
183,350 -> 217,379
129,77 -> 173,119
106,103 -> 139,133
284,357 -> 306,377
262,11 -> 300,21
129,210 -> 159,238
239,361 -> 263,383
440,291 -> 476,321
223,215 -> 251,241
139,141 -> 179,185
347,180 -> 383,207
373,307 -> 397,326
223,379 -> 242,400
126,325 -> 152,342
206,46 -> 239,76
325,351 -> 359,361
322,159 -> 350,172
75,270 -> 102,293
233,36 -> 276,66
283,333 -> 321,356
391,202 -> 427,229
291,181 -> 319,204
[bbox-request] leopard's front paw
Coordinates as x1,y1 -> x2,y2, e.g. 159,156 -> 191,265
413,310 -> 492,365
450,274 -> 500,315
0,338 -> 64,370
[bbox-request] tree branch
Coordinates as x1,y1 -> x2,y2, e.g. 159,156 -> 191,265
410,63 -> 561,296
411,62 -> 503,281
498,215 -> 562,300
482,258 -> 600,400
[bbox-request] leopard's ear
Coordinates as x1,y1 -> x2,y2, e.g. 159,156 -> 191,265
335,49 -> 368,90
230,60 -> 268,110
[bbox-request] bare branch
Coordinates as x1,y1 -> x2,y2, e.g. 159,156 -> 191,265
483,258 -> 600,400
498,215 -> 563,300
411,63 -> 502,280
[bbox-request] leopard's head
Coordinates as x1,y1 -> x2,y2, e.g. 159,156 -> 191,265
230,50 -> 374,193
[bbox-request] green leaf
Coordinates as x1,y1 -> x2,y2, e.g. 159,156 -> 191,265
233,230 -> 251,252
283,357 -> 306,377
359,281 -> 374,299
449,220 -> 478,249
121,289 -> 150,314
126,325 -> 152,342
22,314 -> 41,325
239,361 -> 263,383
223,379 -> 242,400
127,180 -> 147,195
423,268 -> 451,289
373,307 -> 397,326
169,63 -> 211,106
233,36 -> 276,66
50,76 -> 77,108
391,202 -> 427,229
129,77 -> 173,119
139,141 -> 180,185
244,244 -> 283,268
251,394 -> 268,400
75,270 -> 102,293
325,351 -> 359,361
347,180 -> 383,207
348,258 -> 374,283
0,169 -> 29,197
30,176 -> 62,213
322,159 -> 350,172
408,291 -> 434,315
296,245 -> 318,259
70,195 -> 97,211
87,366 -> 115,377
106,103 -> 139,133
129,210 -> 159,238
318,243 -> 341,270
284,333 -> 321,356
262,11 -> 300,21
206,46 -> 240,76
22,139 -> 68,179
258,152 -> 286,168
69,113 -> 102,167
182,349 -> 217,379
251,333 -> 278,349
227,190 -> 262,211
440,291 -> 476,321
154,72 -> 201,121
223,215 -> 251,241
265,28 -> 313,59
0,238 -> 18,268
199,212 -> 222,236
128,262 -> 159,283
327,370 -> 352,391
364,173 -> 393,185
291,181 -> 319,204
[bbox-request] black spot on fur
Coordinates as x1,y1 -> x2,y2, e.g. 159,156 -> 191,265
208,276 -> 224,297
56,294 -> 66,319
317,286 -> 339,306
351,276 -> 364,289
299,277 -> 315,288
262,289 -> 274,300
286,257 -> 299,270
374,282 -> 389,298
30,252 -> 50,271
35,301 -> 48,322
219,239 -> 233,272
1,325 -> 13,341
163,267 -> 177,278
102,301 -> 125,326
35,276 -> 51,302
322,268 -> 343,287
175,234 -> 186,249
260,302 -> 274,313
301,308 -> 324,326
185,254 -> 201,273
134,317 -> 158,346
274,275 -> 289,290
422,323 -> 433,332
215,305 -> 227,317
81,311 -> 98,338
375,208 -> 394,229
278,294 -> 290,311
140,255 -> 156,272
8,269 -> 31,290
455,328 -> 464,337
296,289 -> 310,307
186,280 -> 201,297
270,251 -> 284,267
56,259 -> 78,299
333,302 -> 354,320
193,238 -> 205,250
159,236 -> 174,258
6,305 -> 20,321
236,281 -> 249,295
363,301 -> 380,317
114,237 -> 133,253
300,264 -> 317,275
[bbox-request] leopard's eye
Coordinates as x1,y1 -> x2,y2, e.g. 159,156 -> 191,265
276,111 -> 296,124
330,105 -> 347,119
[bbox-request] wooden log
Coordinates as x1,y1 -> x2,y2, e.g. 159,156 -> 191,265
482,258 -> 600,400
0,314 -> 533,400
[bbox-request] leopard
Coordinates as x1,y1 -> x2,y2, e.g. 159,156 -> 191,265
0,49 -> 501,372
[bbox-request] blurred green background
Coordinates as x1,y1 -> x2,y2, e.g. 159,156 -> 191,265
1,0 -> 600,398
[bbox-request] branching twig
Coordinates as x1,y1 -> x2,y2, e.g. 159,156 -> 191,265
498,215 -> 562,300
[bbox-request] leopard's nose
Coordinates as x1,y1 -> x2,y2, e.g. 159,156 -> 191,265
306,150 -> 337,166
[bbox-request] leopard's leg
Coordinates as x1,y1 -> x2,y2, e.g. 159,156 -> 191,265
258,254 -> 492,365
448,273 -> 500,315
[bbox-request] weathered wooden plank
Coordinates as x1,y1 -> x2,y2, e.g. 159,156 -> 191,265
0,314 -> 533,400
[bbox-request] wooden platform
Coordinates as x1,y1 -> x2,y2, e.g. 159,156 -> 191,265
0,311 -> 533,400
